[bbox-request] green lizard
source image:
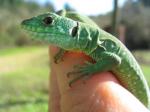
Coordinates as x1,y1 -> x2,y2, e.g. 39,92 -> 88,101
21,10 -> 150,109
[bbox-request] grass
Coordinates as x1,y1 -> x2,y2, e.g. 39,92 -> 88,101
0,46 -> 39,56
133,50 -> 150,65
141,65 -> 150,86
0,103 -> 48,112
0,46 -> 149,112
133,50 -> 150,86
0,46 -> 49,112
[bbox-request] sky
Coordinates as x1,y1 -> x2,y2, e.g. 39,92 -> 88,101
34,0 -> 126,16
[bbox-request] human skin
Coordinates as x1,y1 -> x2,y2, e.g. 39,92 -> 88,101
49,46 -> 149,112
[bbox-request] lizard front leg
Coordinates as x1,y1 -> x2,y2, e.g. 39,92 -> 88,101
54,48 -> 66,64
67,52 -> 121,86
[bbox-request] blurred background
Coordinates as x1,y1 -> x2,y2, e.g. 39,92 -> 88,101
0,0 -> 150,111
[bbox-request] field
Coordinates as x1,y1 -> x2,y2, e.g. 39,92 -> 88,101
0,46 -> 149,112
133,51 -> 150,85
0,46 -> 49,112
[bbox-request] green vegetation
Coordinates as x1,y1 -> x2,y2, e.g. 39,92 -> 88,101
133,50 -> 150,85
0,46 -> 49,112
0,0 -> 54,48
142,65 -> 150,86
0,103 -> 47,112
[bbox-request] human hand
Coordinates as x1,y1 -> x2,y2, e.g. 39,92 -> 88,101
49,46 -> 149,112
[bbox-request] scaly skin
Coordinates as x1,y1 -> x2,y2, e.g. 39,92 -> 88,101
54,10 -> 99,63
21,11 -> 150,109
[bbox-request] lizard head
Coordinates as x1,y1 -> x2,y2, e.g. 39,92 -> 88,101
21,12 -> 85,51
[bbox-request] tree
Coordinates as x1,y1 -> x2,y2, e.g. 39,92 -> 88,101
111,0 -> 118,35
64,3 -> 75,11
0,0 -> 23,7
120,0 -> 150,49
138,0 -> 150,7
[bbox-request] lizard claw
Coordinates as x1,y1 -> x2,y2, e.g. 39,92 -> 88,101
54,56 -> 64,64
68,73 -> 87,87
54,49 -> 66,64
67,71 -> 82,78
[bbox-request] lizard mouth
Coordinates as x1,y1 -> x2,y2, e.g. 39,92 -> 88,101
21,25 -> 70,39
21,25 -> 51,38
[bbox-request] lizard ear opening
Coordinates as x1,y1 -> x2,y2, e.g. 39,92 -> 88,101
71,22 -> 78,37
43,16 -> 53,25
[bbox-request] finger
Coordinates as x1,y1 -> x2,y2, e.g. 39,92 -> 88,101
89,72 -> 149,112
49,46 -> 61,112
49,46 -> 149,112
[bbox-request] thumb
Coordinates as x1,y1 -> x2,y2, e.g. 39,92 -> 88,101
49,46 -> 149,112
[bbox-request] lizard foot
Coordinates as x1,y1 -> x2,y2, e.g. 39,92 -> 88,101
67,61 -> 94,87
54,55 -> 64,64
67,61 -> 93,77
54,49 -> 66,64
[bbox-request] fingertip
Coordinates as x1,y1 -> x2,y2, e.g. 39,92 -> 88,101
92,72 -> 149,112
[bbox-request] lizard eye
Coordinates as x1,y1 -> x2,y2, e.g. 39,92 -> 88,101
43,16 -> 53,25
71,22 -> 78,37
